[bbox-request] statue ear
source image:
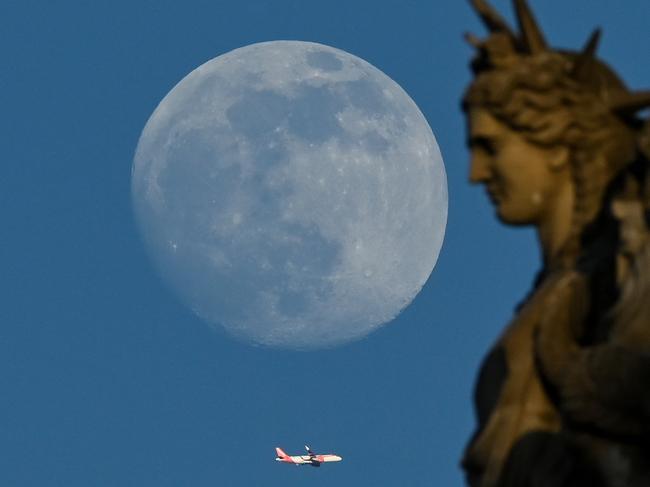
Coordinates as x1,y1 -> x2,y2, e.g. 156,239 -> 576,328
548,147 -> 570,171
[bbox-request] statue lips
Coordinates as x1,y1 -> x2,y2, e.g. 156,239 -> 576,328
486,184 -> 501,204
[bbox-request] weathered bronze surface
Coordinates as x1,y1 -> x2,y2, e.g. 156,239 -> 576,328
462,1 -> 650,486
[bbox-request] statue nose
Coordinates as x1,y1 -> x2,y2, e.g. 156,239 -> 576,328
469,153 -> 492,183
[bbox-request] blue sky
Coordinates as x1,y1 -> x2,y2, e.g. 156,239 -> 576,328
2,1 -> 648,485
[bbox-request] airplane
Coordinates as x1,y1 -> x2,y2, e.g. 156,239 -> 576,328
275,445 -> 342,467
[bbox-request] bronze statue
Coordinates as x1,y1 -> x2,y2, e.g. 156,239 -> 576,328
461,1 -> 650,485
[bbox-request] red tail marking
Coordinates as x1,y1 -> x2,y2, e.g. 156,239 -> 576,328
275,447 -> 289,458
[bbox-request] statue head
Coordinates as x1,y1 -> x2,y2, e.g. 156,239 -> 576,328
463,0 -> 650,263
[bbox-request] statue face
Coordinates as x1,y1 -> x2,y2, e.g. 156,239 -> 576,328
468,108 -> 571,225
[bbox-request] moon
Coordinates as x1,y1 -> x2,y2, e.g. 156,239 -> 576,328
132,41 -> 447,349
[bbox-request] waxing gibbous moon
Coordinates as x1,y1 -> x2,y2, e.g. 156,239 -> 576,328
132,41 -> 447,349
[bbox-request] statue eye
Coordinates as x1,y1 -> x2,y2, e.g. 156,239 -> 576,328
471,136 -> 498,156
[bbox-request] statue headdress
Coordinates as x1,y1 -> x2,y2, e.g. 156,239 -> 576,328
465,0 -> 650,123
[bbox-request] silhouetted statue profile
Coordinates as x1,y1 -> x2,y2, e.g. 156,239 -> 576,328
461,1 -> 650,486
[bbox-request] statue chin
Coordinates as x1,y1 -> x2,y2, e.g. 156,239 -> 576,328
493,205 -> 534,227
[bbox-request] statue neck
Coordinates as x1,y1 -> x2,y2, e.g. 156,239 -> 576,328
537,178 -> 575,268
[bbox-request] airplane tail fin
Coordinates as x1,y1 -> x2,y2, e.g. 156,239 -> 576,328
275,447 -> 289,459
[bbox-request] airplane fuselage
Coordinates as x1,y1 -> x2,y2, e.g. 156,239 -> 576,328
275,447 -> 342,467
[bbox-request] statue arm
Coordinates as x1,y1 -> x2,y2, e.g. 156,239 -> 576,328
535,271 -> 650,436
556,344 -> 650,435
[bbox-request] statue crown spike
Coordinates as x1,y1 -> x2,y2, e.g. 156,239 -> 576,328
513,0 -> 547,53
470,0 -> 515,37
571,29 -> 601,83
